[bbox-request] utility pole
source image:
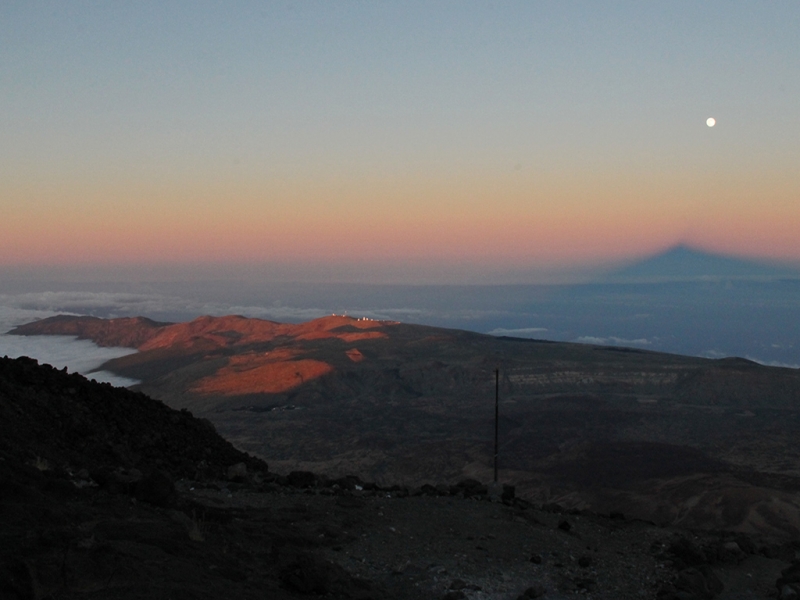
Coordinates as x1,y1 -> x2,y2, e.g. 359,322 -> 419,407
494,367 -> 499,483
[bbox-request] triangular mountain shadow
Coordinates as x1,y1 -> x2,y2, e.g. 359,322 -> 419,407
607,245 -> 798,282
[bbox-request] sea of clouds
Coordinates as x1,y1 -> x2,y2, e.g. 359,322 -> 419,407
0,304 -> 140,387
0,290 -> 446,388
0,290 -> 437,324
1,282 -> 796,386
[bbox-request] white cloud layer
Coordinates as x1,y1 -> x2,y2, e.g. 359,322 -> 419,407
0,305 -> 139,387
487,327 -> 548,337
0,293 -> 463,389
575,336 -> 652,346
0,290 -> 513,325
0,291 -> 331,323
3,289 -> 797,382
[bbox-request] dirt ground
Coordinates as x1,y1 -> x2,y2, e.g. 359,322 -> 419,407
181,479 -> 795,600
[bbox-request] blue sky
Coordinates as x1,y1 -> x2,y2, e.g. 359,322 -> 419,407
2,1 -> 799,281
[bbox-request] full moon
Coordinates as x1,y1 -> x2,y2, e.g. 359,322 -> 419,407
706,117 -> 716,127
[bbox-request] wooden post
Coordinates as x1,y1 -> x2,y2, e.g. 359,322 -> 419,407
494,367 -> 499,483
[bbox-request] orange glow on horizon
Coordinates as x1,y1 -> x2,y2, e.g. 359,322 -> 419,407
3,168 -> 799,275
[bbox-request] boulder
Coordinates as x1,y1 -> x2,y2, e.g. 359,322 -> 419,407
502,484 -> 516,504
669,537 -> 707,569
226,462 -> 247,482
777,562 -> 800,598
781,585 -> 799,599
280,553 -> 334,594
136,469 -> 175,507
454,479 -> 488,498
287,471 -> 317,488
517,583 -> 546,598
420,484 -> 438,496
675,566 -> 723,599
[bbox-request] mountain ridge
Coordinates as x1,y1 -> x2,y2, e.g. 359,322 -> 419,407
10,313 -> 394,351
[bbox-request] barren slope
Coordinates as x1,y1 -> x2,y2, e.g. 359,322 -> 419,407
12,314 -> 800,538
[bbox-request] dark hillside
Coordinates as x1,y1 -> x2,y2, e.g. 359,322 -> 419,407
0,356 -> 266,483
2,356 -> 800,599
0,356 -> 399,599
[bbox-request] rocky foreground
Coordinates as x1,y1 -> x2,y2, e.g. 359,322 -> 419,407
2,355 -> 800,599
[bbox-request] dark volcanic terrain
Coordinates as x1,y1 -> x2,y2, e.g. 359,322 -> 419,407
3,355 -> 800,599
11,314 -> 800,540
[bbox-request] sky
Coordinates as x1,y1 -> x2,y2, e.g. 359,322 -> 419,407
2,1 -> 799,283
